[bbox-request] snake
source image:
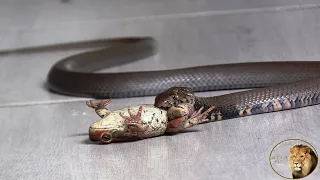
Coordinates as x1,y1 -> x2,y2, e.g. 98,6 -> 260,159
47,37 -> 320,120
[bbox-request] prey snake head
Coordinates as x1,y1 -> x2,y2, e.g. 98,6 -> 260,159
154,87 -> 196,109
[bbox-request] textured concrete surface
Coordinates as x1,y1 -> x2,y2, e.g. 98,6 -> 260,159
0,1 -> 320,180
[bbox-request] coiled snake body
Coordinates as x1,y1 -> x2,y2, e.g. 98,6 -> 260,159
47,37 -> 320,120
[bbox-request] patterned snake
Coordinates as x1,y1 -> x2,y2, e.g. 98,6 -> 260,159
47,37 -> 320,120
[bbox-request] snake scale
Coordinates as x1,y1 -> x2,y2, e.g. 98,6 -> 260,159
47,37 -> 320,120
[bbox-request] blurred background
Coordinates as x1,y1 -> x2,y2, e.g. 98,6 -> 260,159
0,1 -> 319,180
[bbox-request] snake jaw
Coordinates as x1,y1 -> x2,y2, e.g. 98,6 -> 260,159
154,94 -> 174,109
156,100 -> 173,110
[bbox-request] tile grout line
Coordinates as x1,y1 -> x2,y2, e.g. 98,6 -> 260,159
0,98 -> 91,108
38,3 -> 320,24
4,3 -> 320,31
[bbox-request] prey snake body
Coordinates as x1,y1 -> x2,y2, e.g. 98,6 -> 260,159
47,37 -> 320,120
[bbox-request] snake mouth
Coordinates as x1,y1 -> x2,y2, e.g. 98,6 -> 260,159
157,106 -> 170,110
154,102 -> 172,110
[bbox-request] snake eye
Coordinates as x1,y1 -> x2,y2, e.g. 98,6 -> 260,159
101,133 -> 112,143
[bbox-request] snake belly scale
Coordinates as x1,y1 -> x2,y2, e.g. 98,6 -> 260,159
46,37 -> 320,119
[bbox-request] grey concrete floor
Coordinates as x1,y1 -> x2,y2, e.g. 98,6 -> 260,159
0,1 -> 320,180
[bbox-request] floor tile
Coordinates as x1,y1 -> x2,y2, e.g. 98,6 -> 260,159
0,101 -> 318,179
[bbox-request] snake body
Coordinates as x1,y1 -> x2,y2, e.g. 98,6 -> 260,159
47,37 -> 320,119
196,78 -> 320,120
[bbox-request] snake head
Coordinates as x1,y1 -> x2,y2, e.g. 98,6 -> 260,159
154,87 -> 196,109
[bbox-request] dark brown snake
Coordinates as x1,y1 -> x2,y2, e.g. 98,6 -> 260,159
45,37 -> 320,120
